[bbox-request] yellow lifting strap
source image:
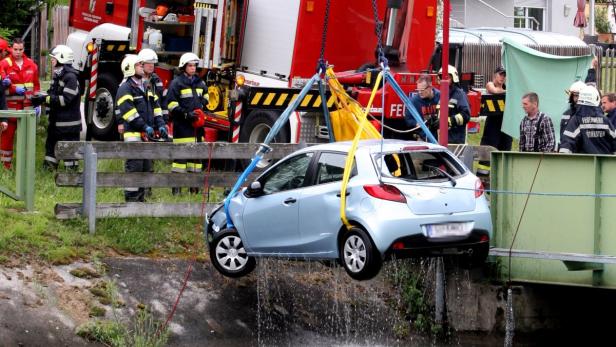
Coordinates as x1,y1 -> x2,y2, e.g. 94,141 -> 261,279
331,68 -> 384,230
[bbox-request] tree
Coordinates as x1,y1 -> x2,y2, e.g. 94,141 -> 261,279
596,7 -> 612,34
0,0 -> 46,39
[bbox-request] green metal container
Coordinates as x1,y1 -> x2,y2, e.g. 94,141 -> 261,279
491,151 -> 616,288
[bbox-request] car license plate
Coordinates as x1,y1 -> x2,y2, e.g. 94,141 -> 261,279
425,222 -> 472,238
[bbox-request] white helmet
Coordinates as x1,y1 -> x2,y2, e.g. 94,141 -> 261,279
50,45 -> 74,65
121,54 -> 144,78
179,52 -> 200,69
566,80 -> 586,96
577,85 -> 601,107
438,65 -> 459,83
138,48 -> 158,64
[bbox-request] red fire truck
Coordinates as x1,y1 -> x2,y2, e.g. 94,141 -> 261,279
65,0 -> 479,142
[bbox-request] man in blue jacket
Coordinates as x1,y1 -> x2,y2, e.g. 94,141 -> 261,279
405,74 -> 440,141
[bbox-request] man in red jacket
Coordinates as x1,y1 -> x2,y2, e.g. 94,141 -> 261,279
0,38 -> 40,169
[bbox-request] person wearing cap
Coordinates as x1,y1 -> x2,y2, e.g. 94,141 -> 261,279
31,45 -> 81,171
478,66 -> 511,179
166,52 -> 208,195
438,65 -> 471,144
519,92 -> 555,152
560,85 -> 616,154
116,54 -> 167,202
0,38 -> 40,169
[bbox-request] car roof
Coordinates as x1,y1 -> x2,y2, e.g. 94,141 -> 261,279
296,139 -> 447,155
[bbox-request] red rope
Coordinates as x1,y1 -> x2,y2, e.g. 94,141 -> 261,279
157,140 -> 213,335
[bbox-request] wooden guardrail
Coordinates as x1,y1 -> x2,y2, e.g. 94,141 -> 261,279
53,141 -> 495,234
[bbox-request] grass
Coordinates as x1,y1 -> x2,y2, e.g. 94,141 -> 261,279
0,115 -> 210,265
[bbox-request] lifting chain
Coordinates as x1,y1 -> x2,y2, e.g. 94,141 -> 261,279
317,0 -> 331,74
370,0 -> 387,67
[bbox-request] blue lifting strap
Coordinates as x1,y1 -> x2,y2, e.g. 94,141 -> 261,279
224,73 -> 321,229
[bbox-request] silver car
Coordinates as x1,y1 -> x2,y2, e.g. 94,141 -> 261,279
206,139 -> 492,280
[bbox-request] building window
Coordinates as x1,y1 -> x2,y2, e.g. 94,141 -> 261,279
514,6 -> 544,31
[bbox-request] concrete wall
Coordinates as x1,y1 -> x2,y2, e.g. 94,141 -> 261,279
547,0 -> 581,37
463,0 -> 515,28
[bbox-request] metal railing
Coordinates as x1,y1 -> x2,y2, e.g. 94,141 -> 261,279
0,110 -> 37,211
597,47 -> 616,93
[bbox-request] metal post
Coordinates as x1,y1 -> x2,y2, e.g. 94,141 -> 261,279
590,0 -> 596,37
14,113 -> 26,200
435,257 -> 444,325
82,143 -> 97,234
24,111 -> 36,211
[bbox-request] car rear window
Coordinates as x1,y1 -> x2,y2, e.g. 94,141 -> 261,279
376,150 -> 465,180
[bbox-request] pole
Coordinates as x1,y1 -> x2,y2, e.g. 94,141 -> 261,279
590,0 -> 596,37
439,0 -> 450,146
435,257 -> 444,325
83,143 -> 97,234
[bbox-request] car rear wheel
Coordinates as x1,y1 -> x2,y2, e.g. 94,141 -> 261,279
209,228 -> 256,278
339,227 -> 382,280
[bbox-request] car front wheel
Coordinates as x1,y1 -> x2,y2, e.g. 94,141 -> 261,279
339,227 -> 382,280
209,229 -> 256,278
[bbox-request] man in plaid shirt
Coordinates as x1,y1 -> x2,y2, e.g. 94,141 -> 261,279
519,92 -> 555,152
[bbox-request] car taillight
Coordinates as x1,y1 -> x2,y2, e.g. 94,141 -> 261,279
363,184 -> 407,203
475,178 -> 484,198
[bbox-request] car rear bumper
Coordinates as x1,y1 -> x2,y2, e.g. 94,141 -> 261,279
384,229 -> 490,260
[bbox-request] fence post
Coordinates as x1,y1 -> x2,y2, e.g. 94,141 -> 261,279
82,143 -> 97,234
435,257 -> 445,325
24,111 -> 36,211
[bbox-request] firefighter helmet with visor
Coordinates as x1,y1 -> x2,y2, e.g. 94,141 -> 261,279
438,65 -> 459,83
577,85 -> 601,107
50,45 -> 74,65
566,80 -> 586,96
138,48 -> 158,64
178,52 -> 200,69
121,54 -> 144,78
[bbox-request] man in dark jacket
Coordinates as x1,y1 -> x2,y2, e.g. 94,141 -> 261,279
31,45 -> 81,171
559,80 -> 585,140
601,92 -> 616,128
559,85 -> 616,155
116,54 -> 167,202
438,65 -> 470,144
166,52 -> 208,195
406,74 -> 440,141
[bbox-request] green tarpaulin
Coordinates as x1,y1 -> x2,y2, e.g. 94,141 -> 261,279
501,38 -> 593,143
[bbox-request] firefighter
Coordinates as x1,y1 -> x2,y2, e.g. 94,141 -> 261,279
406,74 -> 440,141
438,65 -> 470,144
30,45 -> 82,171
137,48 -> 169,124
116,54 -> 167,202
559,80 -> 586,141
559,85 -> 616,155
478,66 -> 511,179
166,52 -> 208,195
0,38 -> 40,169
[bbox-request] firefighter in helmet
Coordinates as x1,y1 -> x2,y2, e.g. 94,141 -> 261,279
559,84 -> 616,154
166,52 -> 208,195
559,80 -> 586,140
31,45 -> 82,171
437,65 -> 471,144
116,54 -> 167,202
137,48 -> 169,126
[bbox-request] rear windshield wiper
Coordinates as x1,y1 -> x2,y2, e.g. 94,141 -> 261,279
426,165 -> 457,187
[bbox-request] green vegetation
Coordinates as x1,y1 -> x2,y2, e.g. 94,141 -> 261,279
0,116 -> 209,265
596,7 -> 611,34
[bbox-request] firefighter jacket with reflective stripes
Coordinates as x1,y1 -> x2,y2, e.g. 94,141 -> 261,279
166,73 -> 207,140
116,77 -> 165,140
559,105 -> 616,155
148,73 -> 168,117
559,104 -> 576,140
45,65 -> 81,133
446,86 -> 471,144
0,55 -> 40,109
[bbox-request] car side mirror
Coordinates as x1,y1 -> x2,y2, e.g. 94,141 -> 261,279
246,181 -> 263,197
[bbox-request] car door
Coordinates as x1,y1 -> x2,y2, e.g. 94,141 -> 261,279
297,151 -> 353,257
241,152 -> 314,255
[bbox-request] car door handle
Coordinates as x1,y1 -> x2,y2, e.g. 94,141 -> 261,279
284,198 -> 297,204
336,191 -> 350,197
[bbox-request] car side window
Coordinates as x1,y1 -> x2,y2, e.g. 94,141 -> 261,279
260,152 -> 313,194
316,152 -> 354,185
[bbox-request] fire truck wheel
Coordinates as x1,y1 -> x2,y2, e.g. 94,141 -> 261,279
239,110 -> 290,169
89,73 -> 119,140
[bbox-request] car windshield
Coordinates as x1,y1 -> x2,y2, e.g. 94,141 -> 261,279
375,150 -> 465,181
